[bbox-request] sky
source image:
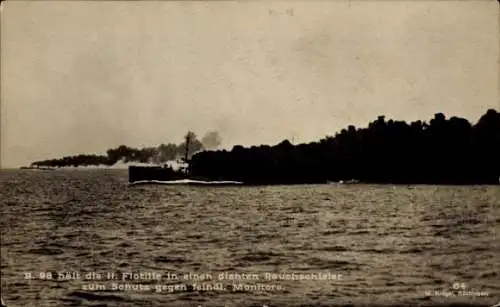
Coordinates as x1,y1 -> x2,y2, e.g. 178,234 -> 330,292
1,1 -> 499,168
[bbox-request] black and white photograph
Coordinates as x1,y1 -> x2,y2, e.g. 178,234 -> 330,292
1,1 -> 499,306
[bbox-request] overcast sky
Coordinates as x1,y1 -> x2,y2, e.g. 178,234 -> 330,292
1,1 -> 498,167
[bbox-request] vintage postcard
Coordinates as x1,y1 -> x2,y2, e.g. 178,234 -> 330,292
1,1 -> 499,306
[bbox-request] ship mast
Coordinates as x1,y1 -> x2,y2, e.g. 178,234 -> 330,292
184,134 -> 190,163
184,131 -> 194,175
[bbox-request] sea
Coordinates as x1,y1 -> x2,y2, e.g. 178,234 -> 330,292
1,169 -> 499,307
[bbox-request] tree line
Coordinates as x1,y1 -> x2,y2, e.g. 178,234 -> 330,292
188,109 -> 500,184
31,109 -> 500,184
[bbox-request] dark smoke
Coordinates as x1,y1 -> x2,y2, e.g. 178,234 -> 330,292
30,130 -> 223,167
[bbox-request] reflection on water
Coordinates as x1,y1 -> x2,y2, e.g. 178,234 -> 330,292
1,170 -> 499,307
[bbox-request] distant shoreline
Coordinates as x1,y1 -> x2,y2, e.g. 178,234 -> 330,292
22,109 -> 500,186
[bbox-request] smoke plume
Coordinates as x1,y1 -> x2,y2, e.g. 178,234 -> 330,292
201,131 -> 222,150
30,130 -> 223,167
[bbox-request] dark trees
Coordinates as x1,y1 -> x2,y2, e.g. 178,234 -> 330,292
189,109 -> 500,185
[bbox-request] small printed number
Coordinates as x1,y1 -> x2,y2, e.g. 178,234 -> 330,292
39,272 -> 53,280
452,282 -> 466,290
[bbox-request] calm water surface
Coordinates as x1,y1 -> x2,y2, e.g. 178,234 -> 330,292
1,170 -> 499,307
